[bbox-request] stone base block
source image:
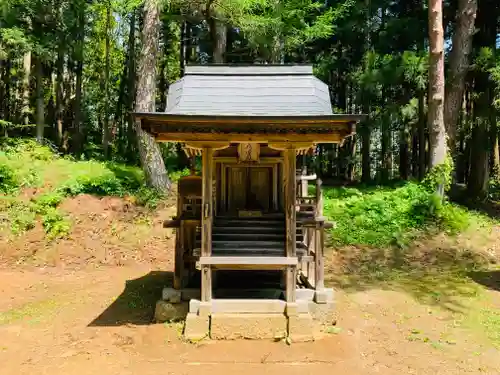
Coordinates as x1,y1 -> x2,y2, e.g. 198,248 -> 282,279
162,287 -> 181,303
183,313 -> 209,341
296,288 -> 315,301
154,300 -> 188,322
181,288 -> 201,301
308,301 -> 336,326
288,313 -> 316,342
314,288 -> 335,304
210,313 -> 287,340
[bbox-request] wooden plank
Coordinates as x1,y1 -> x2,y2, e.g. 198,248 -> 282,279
199,256 -> 298,266
155,133 -> 343,143
286,266 -> 297,303
284,148 -> 297,304
201,265 -> 212,302
316,178 -> 323,217
315,224 -> 325,290
284,148 -> 296,257
201,147 -> 214,302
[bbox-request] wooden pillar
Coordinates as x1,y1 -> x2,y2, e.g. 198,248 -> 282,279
201,147 -> 214,302
301,165 -> 308,198
315,177 -> 323,217
284,147 -> 297,302
315,221 -> 325,291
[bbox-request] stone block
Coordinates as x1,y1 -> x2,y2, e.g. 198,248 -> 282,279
184,313 -> 209,341
154,300 -> 188,323
314,288 -> 335,304
308,301 -> 336,326
162,287 -> 181,303
189,299 -> 200,314
210,313 -> 287,340
198,301 -> 211,317
296,288 -> 315,301
181,288 -> 201,301
288,313 -> 316,342
285,302 -> 298,317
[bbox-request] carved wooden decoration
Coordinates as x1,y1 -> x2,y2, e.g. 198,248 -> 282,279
237,143 -> 260,163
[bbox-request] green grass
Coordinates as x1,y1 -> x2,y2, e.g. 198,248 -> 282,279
323,182 -> 491,248
0,298 -> 63,326
0,138 -> 177,239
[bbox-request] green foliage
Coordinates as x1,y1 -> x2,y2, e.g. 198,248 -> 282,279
422,156 -> 454,193
0,162 -> 18,194
41,208 -> 71,240
324,182 -> 478,248
0,138 -> 172,239
0,197 -> 36,234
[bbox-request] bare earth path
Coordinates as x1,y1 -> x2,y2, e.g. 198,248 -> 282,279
1,264 -> 499,375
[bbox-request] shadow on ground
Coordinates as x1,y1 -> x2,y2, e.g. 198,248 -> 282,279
468,270 -> 500,292
326,243 -> 494,313
89,271 -> 173,326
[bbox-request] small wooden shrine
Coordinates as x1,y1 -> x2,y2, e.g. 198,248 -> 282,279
134,65 -> 364,340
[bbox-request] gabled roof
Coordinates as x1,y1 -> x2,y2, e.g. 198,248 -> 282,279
165,65 -> 334,116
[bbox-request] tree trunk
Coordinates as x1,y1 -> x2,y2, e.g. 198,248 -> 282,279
22,51 -> 31,125
127,10 -> 137,160
467,0 -> 496,198
443,0 -> 477,155
418,90 -> 427,180
73,1 -> 85,156
55,44 -> 64,147
427,0 -> 447,196
208,18 -> 227,64
399,127 -> 410,180
103,0 -> 112,159
135,0 -> 171,193
361,121 -> 371,183
34,55 -> 45,143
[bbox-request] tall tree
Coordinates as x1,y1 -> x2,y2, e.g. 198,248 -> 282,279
443,0 -> 477,154
103,0 -> 112,159
427,0 -> 447,196
135,0 -> 171,193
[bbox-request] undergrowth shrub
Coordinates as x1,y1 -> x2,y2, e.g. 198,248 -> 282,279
0,162 -> 18,194
325,182 -> 478,248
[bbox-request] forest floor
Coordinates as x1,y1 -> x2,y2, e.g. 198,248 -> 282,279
1,193 -> 500,375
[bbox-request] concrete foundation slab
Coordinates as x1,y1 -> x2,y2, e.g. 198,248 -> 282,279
210,313 -> 287,340
314,288 -> 335,304
288,313 -> 316,342
162,288 -> 181,303
308,301 -> 336,326
296,288 -> 315,301
154,300 -> 188,322
183,313 -> 209,341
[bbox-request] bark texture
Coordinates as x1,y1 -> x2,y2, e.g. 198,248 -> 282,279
427,0 -> 447,177
34,55 -> 44,143
135,0 -> 171,193
443,0 -> 477,153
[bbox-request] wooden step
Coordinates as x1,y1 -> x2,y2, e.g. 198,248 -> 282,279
213,233 -> 285,241
214,220 -> 285,227
212,240 -> 284,248
213,226 -> 284,234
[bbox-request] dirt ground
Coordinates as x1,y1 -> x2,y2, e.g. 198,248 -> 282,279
1,195 -> 500,375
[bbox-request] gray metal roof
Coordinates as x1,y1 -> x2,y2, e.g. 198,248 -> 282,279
165,65 -> 334,116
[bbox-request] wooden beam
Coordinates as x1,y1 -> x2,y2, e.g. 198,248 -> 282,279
184,141 -> 231,150
199,256 -> 298,266
268,142 -> 315,151
284,147 -> 297,303
156,133 -> 343,143
201,147 -> 214,302
315,223 -> 325,291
